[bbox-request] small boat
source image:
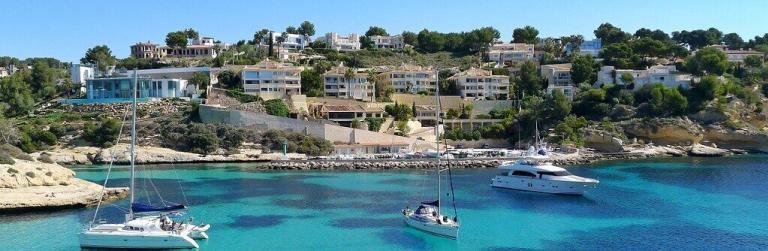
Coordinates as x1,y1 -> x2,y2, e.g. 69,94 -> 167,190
491,147 -> 599,195
79,70 -> 210,249
402,68 -> 460,239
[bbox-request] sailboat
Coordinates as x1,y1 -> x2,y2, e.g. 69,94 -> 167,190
79,70 -> 210,249
401,69 -> 460,239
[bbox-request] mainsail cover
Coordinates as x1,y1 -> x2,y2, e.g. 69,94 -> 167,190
131,203 -> 186,213
421,200 -> 439,207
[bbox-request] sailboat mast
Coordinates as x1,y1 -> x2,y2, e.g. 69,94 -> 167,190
434,68 -> 441,214
129,69 -> 137,218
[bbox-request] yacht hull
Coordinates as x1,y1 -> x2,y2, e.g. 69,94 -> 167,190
491,176 -> 597,195
79,231 -> 199,249
403,214 -> 459,239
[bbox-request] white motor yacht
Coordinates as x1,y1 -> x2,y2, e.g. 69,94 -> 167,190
491,148 -> 599,195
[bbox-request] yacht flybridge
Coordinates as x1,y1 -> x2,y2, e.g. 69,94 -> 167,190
79,70 -> 210,249
402,68 -> 460,239
491,147 -> 599,195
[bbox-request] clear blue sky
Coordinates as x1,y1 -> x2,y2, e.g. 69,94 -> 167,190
2,0 -> 767,63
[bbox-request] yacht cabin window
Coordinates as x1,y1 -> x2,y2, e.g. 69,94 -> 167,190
511,170 -> 536,177
537,171 -> 572,176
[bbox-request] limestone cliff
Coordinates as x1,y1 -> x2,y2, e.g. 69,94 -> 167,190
0,159 -> 127,212
622,117 -> 704,145
583,129 -> 624,152
703,125 -> 768,153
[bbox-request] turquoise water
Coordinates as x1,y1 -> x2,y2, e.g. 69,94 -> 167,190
2,156 -> 768,250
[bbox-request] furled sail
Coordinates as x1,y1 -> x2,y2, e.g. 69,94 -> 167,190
131,203 -> 186,213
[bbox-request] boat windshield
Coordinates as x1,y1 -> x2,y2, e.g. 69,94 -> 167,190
537,171 -> 572,176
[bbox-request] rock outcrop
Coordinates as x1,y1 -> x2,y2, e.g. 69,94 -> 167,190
42,145 -> 305,165
689,143 -> 731,157
0,159 -> 127,212
583,129 -> 624,152
622,117 -> 703,145
702,125 -> 768,153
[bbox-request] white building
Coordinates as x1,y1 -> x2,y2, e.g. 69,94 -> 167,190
267,32 -> 308,50
595,65 -> 693,90
565,39 -> 602,58
0,67 -> 10,78
378,64 -> 437,94
486,42 -> 535,65
318,32 -> 360,51
448,68 -> 509,100
241,60 -> 302,100
130,36 -> 226,59
70,64 -> 95,85
323,66 -> 373,100
540,63 -> 575,100
370,35 -> 406,50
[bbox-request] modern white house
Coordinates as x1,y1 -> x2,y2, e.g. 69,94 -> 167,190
370,35 -> 406,50
448,68 -> 510,100
323,66 -> 373,100
595,65 -> 693,90
70,64 -> 95,85
241,60 -> 302,100
565,39 -> 602,58
130,37 -> 226,59
540,63 -> 575,100
318,32 -> 360,51
486,42 -> 535,65
266,32 -> 308,50
79,76 -> 191,104
378,64 -> 437,94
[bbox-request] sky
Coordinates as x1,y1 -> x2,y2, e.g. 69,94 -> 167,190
2,0 -> 767,63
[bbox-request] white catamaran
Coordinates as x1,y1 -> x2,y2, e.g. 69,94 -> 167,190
79,70 -> 210,249
401,69 -> 460,239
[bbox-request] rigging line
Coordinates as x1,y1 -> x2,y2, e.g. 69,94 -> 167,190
442,127 -> 458,219
146,166 -> 167,207
89,103 -> 131,227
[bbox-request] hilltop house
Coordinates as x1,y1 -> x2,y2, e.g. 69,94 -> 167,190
486,42 -> 535,65
378,64 -> 437,94
448,68 -> 510,100
317,32 -> 360,51
565,39 -> 602,58
241,60 -> 302,100
708,45 -> 766,63
322,66 -> 373,100
78,76 -> 193,104
370,35 -> 406,50
594,65 -> 693,90
540,63 -> 575,100
263,32 -> 308,50
130,37 -> 226,59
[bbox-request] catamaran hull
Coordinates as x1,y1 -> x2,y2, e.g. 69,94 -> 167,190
403,215 -> 458,239
491,176 -> 597,195
79,232 -> 199,249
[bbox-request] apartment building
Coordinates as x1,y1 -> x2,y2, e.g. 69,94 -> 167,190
595,65 -> 693,90
319,104 -> 386,127
486,42 -> 535,65
378,64 -> 437,94
448,68 -> 510,100
370,35 -> 406,49
540,63 -> 575,100
318,32 -> 360,51
709,45 -> 766,63
241,60 -> 302,100
130,37 -> 225,59
323,66 -> 373,100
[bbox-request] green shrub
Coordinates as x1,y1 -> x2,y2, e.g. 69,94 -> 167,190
365,118 -> 385,131
225,89 -> 261,103
37,153 -> 54,164
263,99 -> 291,117
83,118 -> 122,148
0,152 -> 15,165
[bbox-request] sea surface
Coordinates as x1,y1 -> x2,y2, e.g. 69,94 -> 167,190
2,156 -> 768,250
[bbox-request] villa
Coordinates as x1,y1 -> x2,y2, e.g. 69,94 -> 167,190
241,60 -> 303,100
317,32 -> 360,51
448,68 -> 510,100
370,35 -> 406,50
565,39 -> 602,58
540,63 -> 575,100
378,64 -> 437,94
322,66 -> 374,100
266,32 -> 308,50
82,76 -> 193,103
130,37 -> 226,59
708,45 -> 766,63
486,42 -> 535,65
595,65 -> 693,90
317,104 -> 386,127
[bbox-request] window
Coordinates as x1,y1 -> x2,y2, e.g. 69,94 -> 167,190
511,170 -> 536,177
537,171 -> 572,177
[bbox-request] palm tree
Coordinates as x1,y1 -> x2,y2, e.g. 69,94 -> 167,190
276,33 -> 288,60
